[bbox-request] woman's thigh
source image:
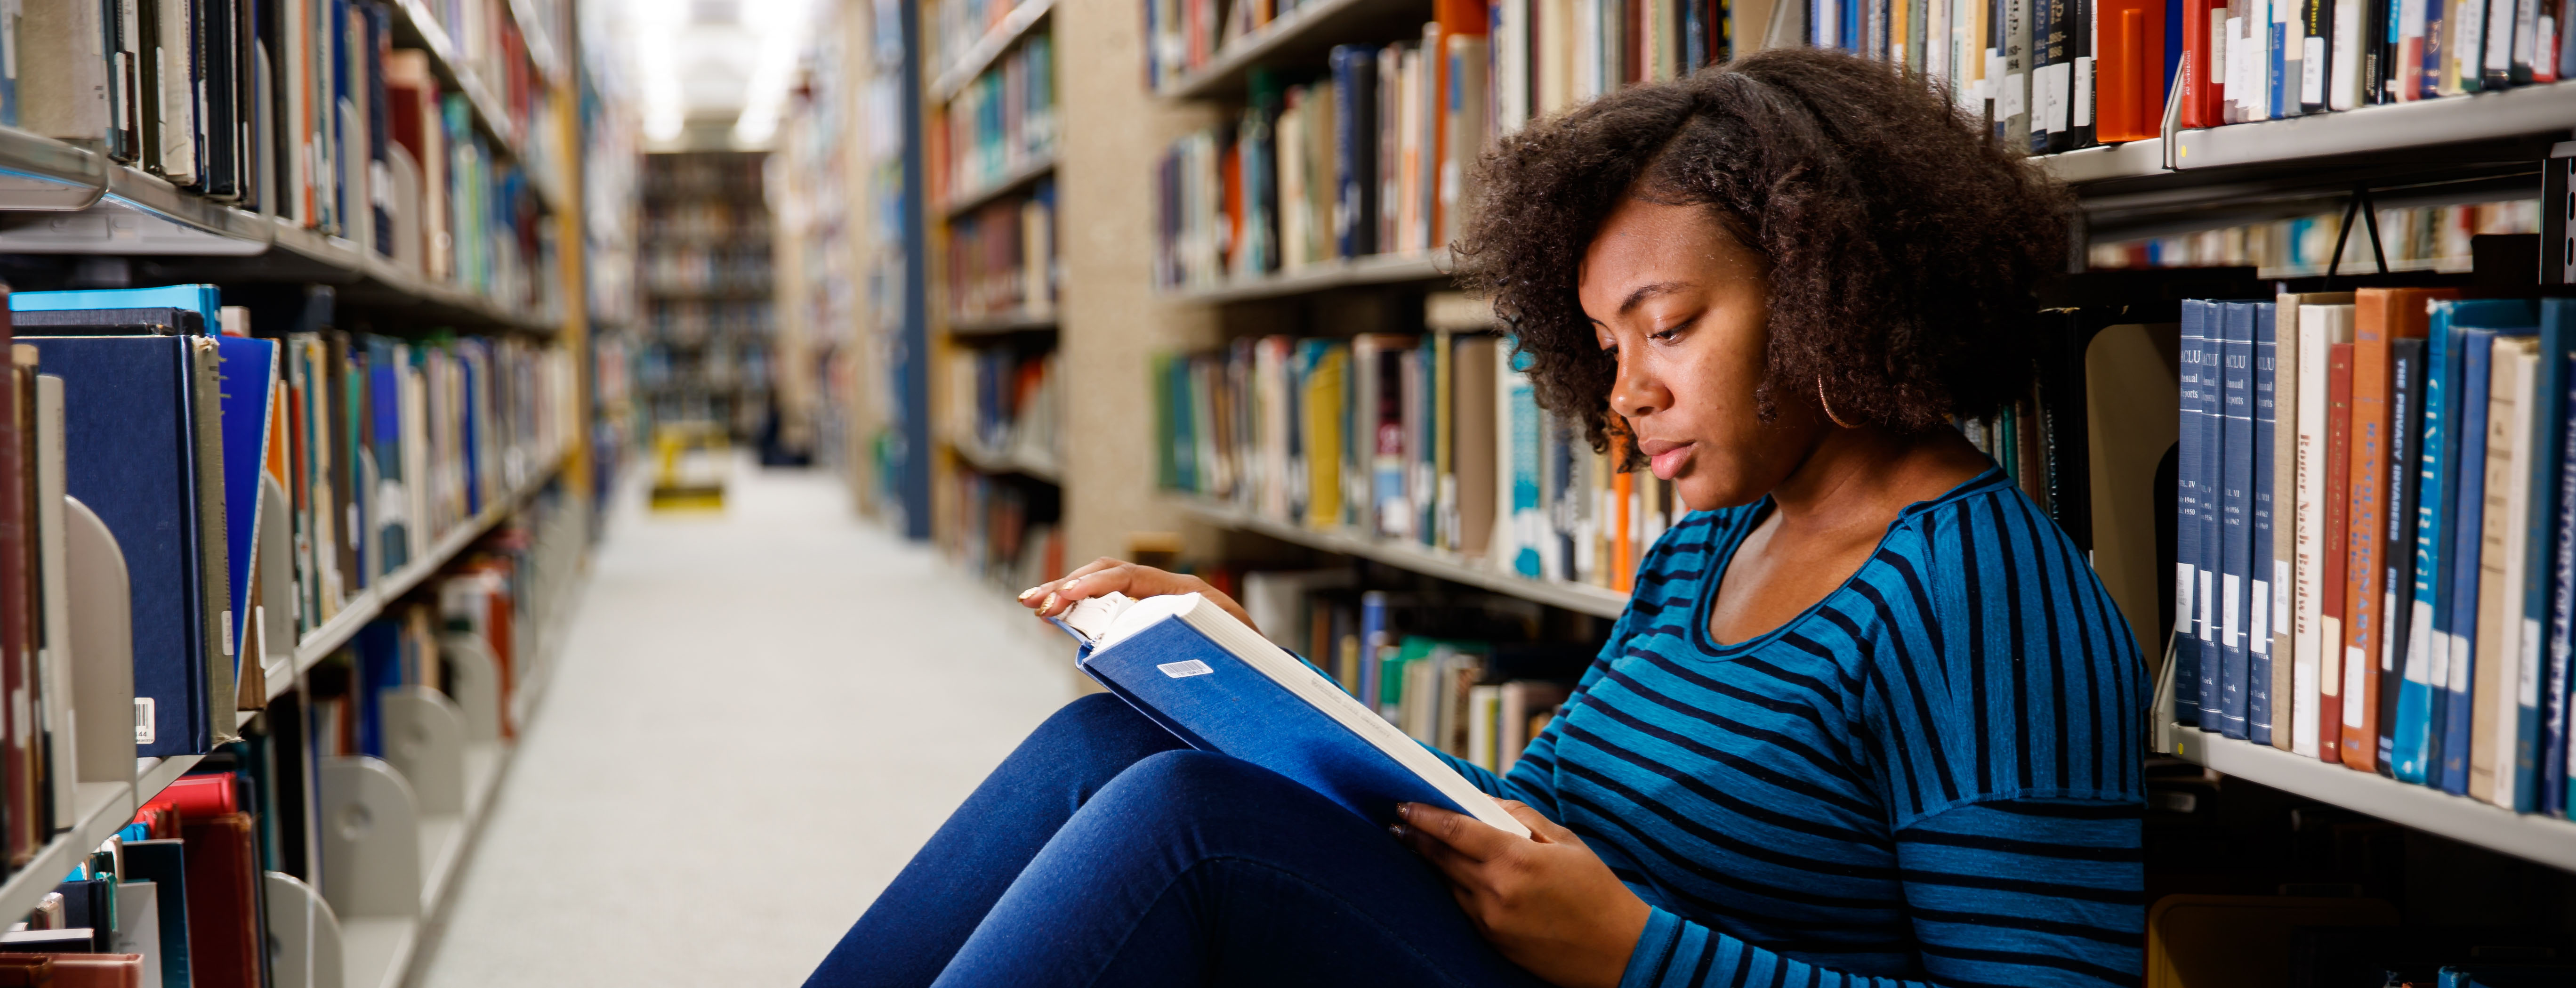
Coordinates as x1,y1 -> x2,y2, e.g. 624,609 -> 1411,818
934,750 -> 1555,988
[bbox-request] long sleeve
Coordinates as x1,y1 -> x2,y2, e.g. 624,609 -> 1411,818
1619,797 -> 2143,988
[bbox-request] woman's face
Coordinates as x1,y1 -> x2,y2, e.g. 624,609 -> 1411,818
1578,196 -> 1821,512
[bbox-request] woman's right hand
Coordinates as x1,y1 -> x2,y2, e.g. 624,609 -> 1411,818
1019,558 -> 1260,633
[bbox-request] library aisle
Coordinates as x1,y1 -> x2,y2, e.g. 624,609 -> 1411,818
415,460 -> 1079,987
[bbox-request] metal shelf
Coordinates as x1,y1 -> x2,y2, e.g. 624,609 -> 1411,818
1162,250 -> 1452,303
282,453 -> 566,690
946,311 -> 1057,336
931,0 -> 1056,103
0,128 -> 109,211
1155,0 -> 1433,101
942,154 -> 1057,218
0,759 -> 209,935
1171,496 -> 1631,618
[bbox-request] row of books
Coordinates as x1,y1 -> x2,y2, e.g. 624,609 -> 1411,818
1152,11 -> 1491,287
929,0 -> 1042,80
1153,294 -> 1682,591
643,201 -> 772,244
942,470 -> 1063,593
945,183 -> 1058,323
2174,290 -> 2576,819
642,243 -> 776,297
21,765 -> 278,987
2091,200 -> 2543,275
649,300 -> 776,343
945,347 -> 1062,470
636,340 -> 774,393
1236,571 -> 1586,770
0,0 -> 557,307
0,283 -> 569,769
934,30 -> 1057,206
639,152 -> 765,199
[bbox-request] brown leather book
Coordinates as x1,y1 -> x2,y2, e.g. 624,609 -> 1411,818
39,954 -> 142,988
0,953 -> 49,988
180,812 -> 263,988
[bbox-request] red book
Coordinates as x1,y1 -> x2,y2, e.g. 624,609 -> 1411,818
180,813 -> 263,988
2096,0 -> 2167,141
160,772 -> 241,819
2321,344 -> 2355,761
2178,0 -> 2223,128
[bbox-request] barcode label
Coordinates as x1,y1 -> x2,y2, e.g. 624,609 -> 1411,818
1158,660 -> 1215,679
134,697 -> 155,745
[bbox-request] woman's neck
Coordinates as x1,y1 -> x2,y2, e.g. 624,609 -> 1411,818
1766,425 -> 1991,538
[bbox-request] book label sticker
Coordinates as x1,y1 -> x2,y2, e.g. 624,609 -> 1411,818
1158,659 -> 1216,679
134,697 -> 154,745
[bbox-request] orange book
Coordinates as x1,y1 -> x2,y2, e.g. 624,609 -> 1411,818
1613,434 -> 1635,592
2338,288 -> 2455,770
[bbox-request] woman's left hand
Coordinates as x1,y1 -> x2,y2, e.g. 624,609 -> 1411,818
1396,800 -> 1652,988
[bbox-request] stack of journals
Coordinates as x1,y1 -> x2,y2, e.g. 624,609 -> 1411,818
2093,202 -> 2543,276
934,31 -> 1057,203
2174,290 -> 2576,819
946,181 -> 1058,322
4,0 -> 558,311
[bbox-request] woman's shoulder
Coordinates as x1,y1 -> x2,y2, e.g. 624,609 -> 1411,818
1876,470 -> 2089,586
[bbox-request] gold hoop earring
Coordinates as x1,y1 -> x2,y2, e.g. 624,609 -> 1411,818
1818,377 -> 1858,429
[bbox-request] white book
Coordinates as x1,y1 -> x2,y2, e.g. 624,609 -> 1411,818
2331,0 -> 2365,108
2293,302 -> 2355,758
2471,336 -> 2540,805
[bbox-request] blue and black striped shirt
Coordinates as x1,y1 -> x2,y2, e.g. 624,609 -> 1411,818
1446,469 -> 2147,988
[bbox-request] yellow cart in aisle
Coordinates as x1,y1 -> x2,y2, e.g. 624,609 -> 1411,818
650,422 -> 730,512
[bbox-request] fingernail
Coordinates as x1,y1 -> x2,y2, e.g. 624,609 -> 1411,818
1396,802 -> 1412,820
1063,577 -> 1081,592
1387,824 -> 1408,839
1041,593 -> 1058,612
1018,587 -> 1040,601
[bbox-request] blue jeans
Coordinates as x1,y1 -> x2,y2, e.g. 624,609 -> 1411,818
804,693 -> 1557,988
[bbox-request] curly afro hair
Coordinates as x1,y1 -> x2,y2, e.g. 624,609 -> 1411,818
1453,47 -> 2073,454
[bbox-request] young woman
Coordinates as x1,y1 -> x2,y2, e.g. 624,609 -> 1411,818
806,48 -> 2144,988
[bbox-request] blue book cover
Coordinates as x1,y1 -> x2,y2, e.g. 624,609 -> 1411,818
2399,305 -> 2465,783
2520,300 -> 2576,811
2380,339 -> 2428,771
118,839 -> 191,988
2553,349 -> 2576,816
1067,592 -> 1529,836
460,350 -> 483,517
2175,300 -> 2215,726
213,337 -> 278,668
354,619 -> 404,759
369,339 -> 409,570
2220,302 -> 2256,737
10,285 -> 223,330
21,336 -> 216,757
2252,303 -> 2279,745
2443,327 -> 2512,792
2198,302 -> 2227,728
1505,343 -> 1544,580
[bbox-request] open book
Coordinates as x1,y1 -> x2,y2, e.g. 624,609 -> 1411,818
1052,592 -> 1532,838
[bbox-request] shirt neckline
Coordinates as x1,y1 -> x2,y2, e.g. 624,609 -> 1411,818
1686,467 -> 2011,659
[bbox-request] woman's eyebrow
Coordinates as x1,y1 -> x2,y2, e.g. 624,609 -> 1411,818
1618,281 -> 1694,315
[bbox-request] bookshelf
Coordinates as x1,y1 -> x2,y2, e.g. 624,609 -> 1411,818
1151,0 -> 1433,99
932,0 -> 1061,100
943,154 -> 1060,218
1160,250 -> 1452,304
1173,495 -> 1629,617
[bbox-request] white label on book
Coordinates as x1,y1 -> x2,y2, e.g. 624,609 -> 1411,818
2343,646 -> 2369,727
1158,659 -> 1216,679
134,697 -> 154,745
221,609 -> 233,657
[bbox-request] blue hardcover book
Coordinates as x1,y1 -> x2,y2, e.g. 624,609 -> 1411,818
369,339 -> 409,569
2552,350 -> 2576,816
118,839 -> 192,988
2176,300 -> 2216,726
1358,590 -> 1388,710
2252,303 -> 2280,745
2443,327 -> 2515,792
2399,305 -> 2465,782
354,619 -> 403,759
10,285 -> 224,330
2198,302 -> 2227,728
1328,45 -> 1379,259
214,336 -> 278,668
1052,591 -> 1530,836
2380,339 -> 2427,771
2220,302 -> 2257,737
2511,300 -> 2576,811
21,336 -> 218,757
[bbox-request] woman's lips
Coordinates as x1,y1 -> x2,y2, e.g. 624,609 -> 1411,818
1642,440 -> 1694,480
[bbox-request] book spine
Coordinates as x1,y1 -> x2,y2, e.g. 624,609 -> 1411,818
2471,337 -> 2537,807
2441,329 -> 2498,794
2222,304 -> 2256,738
2308,301 -> 2349,758
1360,589 -> 1388,712
2379,338 -> 2426,773
2397,309 -> 2456,782
2304,0 -> 2334,109
2276,299 -> 2307,751
2342,305 -> 2391,770
2253,304 -> 2280,745
2550,348 -> 2576,817
2177,300 -> 2214,727
2322,342 -> 2353,760
2524,305 -> 2574,811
